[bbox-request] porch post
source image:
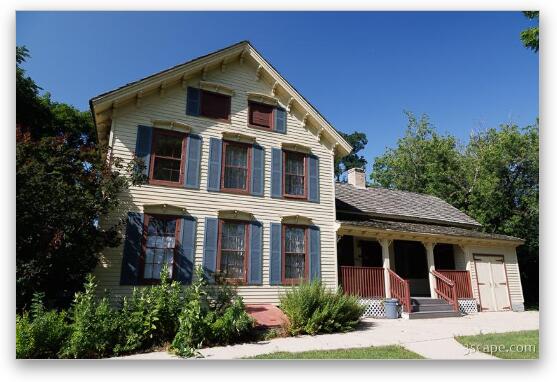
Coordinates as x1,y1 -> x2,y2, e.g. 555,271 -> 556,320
424,242 -> 437,298
379,239 -> 392,298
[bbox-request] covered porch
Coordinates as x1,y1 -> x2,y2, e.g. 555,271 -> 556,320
337,224 -> 475,315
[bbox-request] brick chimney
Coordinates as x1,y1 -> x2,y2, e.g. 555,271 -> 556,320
346,168 -> 366,189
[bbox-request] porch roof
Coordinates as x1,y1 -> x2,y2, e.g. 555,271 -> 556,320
337,218 -> 524,245
335,183 -> 481,228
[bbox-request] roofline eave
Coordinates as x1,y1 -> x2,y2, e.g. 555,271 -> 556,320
337,222 -> 525,247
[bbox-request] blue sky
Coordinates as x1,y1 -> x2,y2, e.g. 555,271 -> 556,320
16,11 -> 538,170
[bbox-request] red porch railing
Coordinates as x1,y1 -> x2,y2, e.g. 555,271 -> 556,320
436,270 -> 473,299
339,266 -> 385,298
388,269 -> 411,313
431,270 -> 458,312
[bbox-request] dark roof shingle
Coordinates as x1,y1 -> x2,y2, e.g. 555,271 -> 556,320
338,218 -> 522,243
335,183 -> 481,227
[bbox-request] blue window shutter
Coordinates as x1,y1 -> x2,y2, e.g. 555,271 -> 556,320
135,125 -> 153,177
308,155 -> 320,203
176,216 -> 196,284
274,107 -> 286,133
309,226 -> 321,281
270,223 -> 282,285
184,134 -> 202,189
186,87 -> 201,116
202,217 -> 218,282
207,138 -> 222,191
120,212 -> 144,285
248,221 -> 263,285
251,145 -> 264,196
271,148 -> 282,198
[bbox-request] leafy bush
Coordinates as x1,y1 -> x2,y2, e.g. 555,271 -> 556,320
114,267 -> 184,355
16,294 -> 70,358
171,267 -> 254,357
61,275 -> 118,358
279,281 -> 363,336
17,267 -> 255,359
209,298 -> 254,345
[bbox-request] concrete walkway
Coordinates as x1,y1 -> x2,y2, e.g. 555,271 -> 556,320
114,311 -> 538,360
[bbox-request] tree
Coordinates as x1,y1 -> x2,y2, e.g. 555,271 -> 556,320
371,112 -> 539,307
371,112 -> 467,208
520,11 -> 539,53
16,47 -> 141,310
334,131 -> 368,180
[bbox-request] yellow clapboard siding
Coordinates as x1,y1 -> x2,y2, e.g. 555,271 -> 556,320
94,60 -> 338,304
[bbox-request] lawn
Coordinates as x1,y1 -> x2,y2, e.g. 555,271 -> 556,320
246,345 -> 423,360
455,330 -> 539,359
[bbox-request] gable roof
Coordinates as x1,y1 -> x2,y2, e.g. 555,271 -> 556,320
335,182 -> 481,228
89,40 -> 352,157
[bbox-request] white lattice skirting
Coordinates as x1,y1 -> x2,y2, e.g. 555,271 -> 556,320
358,298 -> 386,318
458,298 -> 478,315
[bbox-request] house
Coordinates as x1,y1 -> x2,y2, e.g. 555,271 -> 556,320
89,41 -> 525,319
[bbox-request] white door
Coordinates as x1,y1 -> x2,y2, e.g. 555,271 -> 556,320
474,255 -> 511,311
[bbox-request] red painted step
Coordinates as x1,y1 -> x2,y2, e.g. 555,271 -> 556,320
245,304 -> 288,328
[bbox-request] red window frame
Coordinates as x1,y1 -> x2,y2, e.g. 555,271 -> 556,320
220,141 -> 252,194
282,150 -> 308,199
282,224 -> 309,285
140,214 -> 182,285
148,128 -> 187,187
216,219 -> 250,284
200,90 -> 231,122
248,101 -> 274,130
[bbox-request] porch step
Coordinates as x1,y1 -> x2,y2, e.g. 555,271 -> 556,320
408,310 -> 462,319
408,297 -> 461,318
411,298 -> 454,313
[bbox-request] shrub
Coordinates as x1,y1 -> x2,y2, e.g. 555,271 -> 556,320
279,281 -> 363,336
16,294 -> 70,358
61,275 -> 118,358
171,267 -> 254,357
114,267 -> 184,355
209,297 -> 253,345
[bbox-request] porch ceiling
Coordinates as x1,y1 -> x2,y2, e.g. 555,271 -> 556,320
337,219 -> 524,247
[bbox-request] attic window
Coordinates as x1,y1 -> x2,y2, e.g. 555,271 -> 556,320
201,90 -> 231,121
186,87 -> 231,122
249,101 -> 274,129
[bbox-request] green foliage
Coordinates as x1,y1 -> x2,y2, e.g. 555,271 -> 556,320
209,298 -> 254,345
371,112 -> 539,306
16,269 -> 254,359
279,281 -> 363,336
16,46 -> 145,310
521,11 -> 539,53
171,267 -> 254,357
61,275 -> 118,358
16,293 -> 70,359
114,267 -> 184,355
334,131 -> 368,180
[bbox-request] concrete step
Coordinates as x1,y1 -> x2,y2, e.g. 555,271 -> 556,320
408,310 -> 462,319
412,303 -> 455,312
411,297 -> 447,305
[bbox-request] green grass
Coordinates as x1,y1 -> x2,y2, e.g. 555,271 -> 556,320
456,330 -> 539,359
246,345 -> 424,360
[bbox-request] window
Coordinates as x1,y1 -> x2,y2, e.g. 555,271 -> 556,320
248,101 -> 274,129
283,151 -> 307,198
283,225 -> 308,283
218,220 -> 248,282
149,129 -> 186,185
201,90 -> 231,121
221,141 -> 251,193
142,215 -> 180,283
